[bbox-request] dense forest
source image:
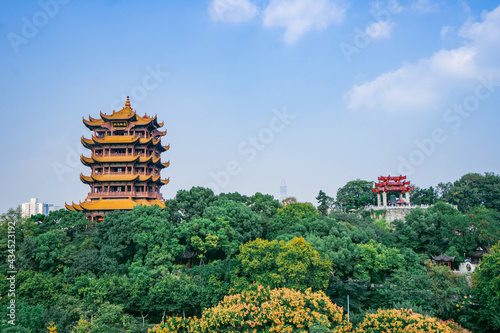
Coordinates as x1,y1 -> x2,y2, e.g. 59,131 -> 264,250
1,172 -> 499,332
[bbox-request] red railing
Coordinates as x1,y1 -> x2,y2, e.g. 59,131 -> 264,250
92,171 -> 160,176
87,191 -> 162,199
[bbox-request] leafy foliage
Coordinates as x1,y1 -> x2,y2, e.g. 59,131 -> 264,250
316,190 -> 334,216
472,241 -> 500,332
5,176 -> 500,332
336,179 -> 376,210
439,172 -> 500,212
233,237 -> 332,292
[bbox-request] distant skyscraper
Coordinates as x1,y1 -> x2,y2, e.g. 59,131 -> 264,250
280,178 -> 287,202
21,198 -> 47,218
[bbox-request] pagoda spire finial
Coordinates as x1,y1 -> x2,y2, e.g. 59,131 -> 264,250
125,96 -> 131,108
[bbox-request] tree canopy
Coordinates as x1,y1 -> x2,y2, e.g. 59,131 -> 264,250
2,173 -> 498,332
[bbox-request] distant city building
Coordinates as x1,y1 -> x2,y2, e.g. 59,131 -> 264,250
280,178 -> 287,202
21,198 -> 61,218
48,204 -> 62,213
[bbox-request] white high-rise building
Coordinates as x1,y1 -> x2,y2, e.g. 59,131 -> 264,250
21,198 -> 48,218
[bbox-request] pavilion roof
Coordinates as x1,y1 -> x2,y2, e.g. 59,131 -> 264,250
83,97 -> 163,129
80,155 -> 164,165
432,254 -> 455,262
81,135 -> 165,147
79,173 -> 164,184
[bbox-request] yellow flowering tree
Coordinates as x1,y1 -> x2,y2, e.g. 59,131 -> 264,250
148,316 -> 203,333
201,285 -> 350,333
47,322 -> 58,333
355,309 -> 470,333
150,285 -> 350,333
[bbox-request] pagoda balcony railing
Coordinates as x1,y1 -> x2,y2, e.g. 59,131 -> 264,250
92,133 -> 154,139
97,153 -> 159,158
87,191 -> 162,199
93,171 -> 160,176
104,153 -> 128,156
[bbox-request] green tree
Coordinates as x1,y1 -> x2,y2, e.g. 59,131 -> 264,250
165,187 -> 216,223
354,240 -> 405,283
472,241 -> 500,331
0,302 -> 45,333
203,198 -> 264,244
316,190 -> 334,216
393,204 -> 456,256
306,234 -> 360,279
425,261 -> 472,324
246,192 -> 281,219
411,186 -> 438,205
376,265 -> 435,315
217,192 -> 249,204
129,205 -> 181,267
176,217 -> 238,261
267,202 -> 319,239
93,205 -> 182,273
441,172 -> 500,212
32,229 -> 73,273
150,268 -> 201,320
34,209 -> 89,235
0,207 -> 26,272
17,271 -> 65,307
466,206 -> 500,247
124,263 -> 156,326
195,259 -> 234,309
233,237 -> 332,292
336,179 -> 376,210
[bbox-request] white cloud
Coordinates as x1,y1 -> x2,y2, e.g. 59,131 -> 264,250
411,0 -> 438,13
209,0 -> 258,23
459,6 -> 500,45
440,25 -> 453,39
365,21 -> 395,39
388,0 -> 404,14
262,0 -> 346,44
460,0 -> 471,14
345,5 -> 500,112
429,47 -> 477,78
371,0 -> 403,14
345,47 -> 477,112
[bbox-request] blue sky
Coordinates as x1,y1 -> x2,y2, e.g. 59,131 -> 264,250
1,0 -> 499,213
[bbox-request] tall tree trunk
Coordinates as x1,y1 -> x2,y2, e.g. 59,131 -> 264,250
141,312 -> 149,326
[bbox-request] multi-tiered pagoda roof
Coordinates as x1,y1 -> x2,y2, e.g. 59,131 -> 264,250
66,97 -> 169,222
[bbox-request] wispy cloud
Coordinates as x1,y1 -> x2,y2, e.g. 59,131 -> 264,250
440,25 -> 453,39
262,0 -> 346,44
209,0 -> 258,23
365,21 -> 395,39
411,0 -> 438,13
209,0 -> 346,44
345,5 -> 500,112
